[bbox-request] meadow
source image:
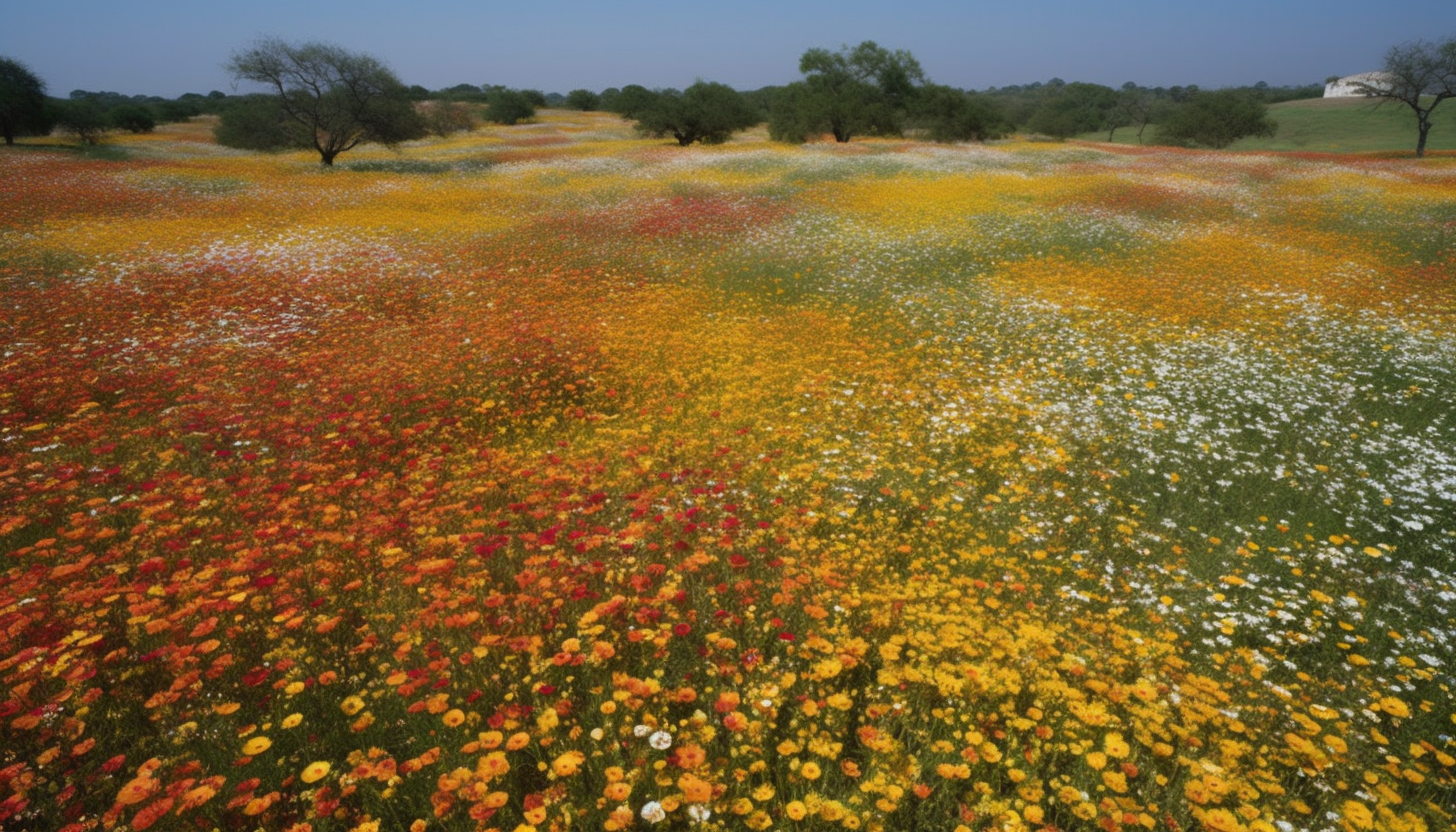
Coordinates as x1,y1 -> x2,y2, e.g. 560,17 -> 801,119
1085,97 -> 1456,154
1,112 -> 1454,832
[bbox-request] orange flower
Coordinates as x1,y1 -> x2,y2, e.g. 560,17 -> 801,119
116,775 -> 159,806
551,750 -> 585,777
675,743 -> 707,769
678,772 -> 713,803
442,709 -> 465,728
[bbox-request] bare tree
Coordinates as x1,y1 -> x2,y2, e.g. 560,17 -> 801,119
224,38 -> 425,165
1357,36 -> 1456,157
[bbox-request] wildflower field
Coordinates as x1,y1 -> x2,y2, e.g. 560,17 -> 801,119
1,113 -> 1454,832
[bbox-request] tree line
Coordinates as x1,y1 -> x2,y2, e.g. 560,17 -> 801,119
3,35 -> 1453,163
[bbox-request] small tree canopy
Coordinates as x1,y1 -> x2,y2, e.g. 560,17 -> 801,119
483,89 -> 536,125
633,81 -> 759,146
1155,90 -> 1276,149
109,104 -> 157,134
53,97 -> 112,146
223,37 -> 426,165
910,84 -> 1007,143
0,56 -> 51,145
214,95 -> 294,151
1026,82 -> 1119,139
606,84 -> 657,120
770,41 -> 925,143
565,89 -> 600,111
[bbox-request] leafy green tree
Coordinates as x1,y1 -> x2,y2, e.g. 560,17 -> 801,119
52,97 -> 112,145
422,100 -> 476,136
633,81 -> 759,146
910,84 -> 1007,142
770,41 -> 925,143
438,83 -> 488,102
1155,89 -> 1276,149
1111,83 -> 1157,142
483,88 -> 536,125
214,95 -> 293,151
565,89 -> 601,111
1026,81 -> 1118,138
223,37 -> 426,165
1356,35 -> 1456,157
606,84 -> 657,120
0,56 -> 51,145
108,104 -> 156,134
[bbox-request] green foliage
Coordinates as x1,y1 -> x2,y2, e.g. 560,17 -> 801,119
0,56 -> 51,145
52,97 -> 112,145
909,84 -> 1007,142
483,89 -> 536,125
770,41 -> 925,143
1156,89 -> 1277,149
421,100 -> 476,137
565,89 -> 601,111
632,81 -> 759,146
108,104 -> 156,134
1026,81 -> 1119,139
606,84 -> 657,120
214,94 -> 296,152
438,83 -> 489,102
224,37 -> 427,165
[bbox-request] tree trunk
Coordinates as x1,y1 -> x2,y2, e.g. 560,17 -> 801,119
320,151 -> 338,166
1415,113 -> 1431,158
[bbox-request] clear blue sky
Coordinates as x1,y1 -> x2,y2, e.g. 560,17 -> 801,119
3,1 -> 1453,98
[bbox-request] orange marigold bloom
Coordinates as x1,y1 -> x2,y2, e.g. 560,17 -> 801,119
551,750 -> 585,777
675,743 -> 707,769
116,775 -> 159,806
678,773 -> 713,804
442,709 -> 465,728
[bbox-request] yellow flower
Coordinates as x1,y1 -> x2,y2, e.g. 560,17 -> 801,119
551,750 -> 585,777
341,695 -> 366,715
800,761 -> 822,780
242,736 -> 272,756
1103,732 -> 1130,758
301,760 -> 332,783
786,800 -> 808,820
282,713 -> 303,729
442,708 -> 465,728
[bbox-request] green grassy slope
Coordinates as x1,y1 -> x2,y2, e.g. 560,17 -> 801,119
1082,95 -> 1456,153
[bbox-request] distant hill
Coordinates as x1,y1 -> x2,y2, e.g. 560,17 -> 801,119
1079,96 -> 1456,154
